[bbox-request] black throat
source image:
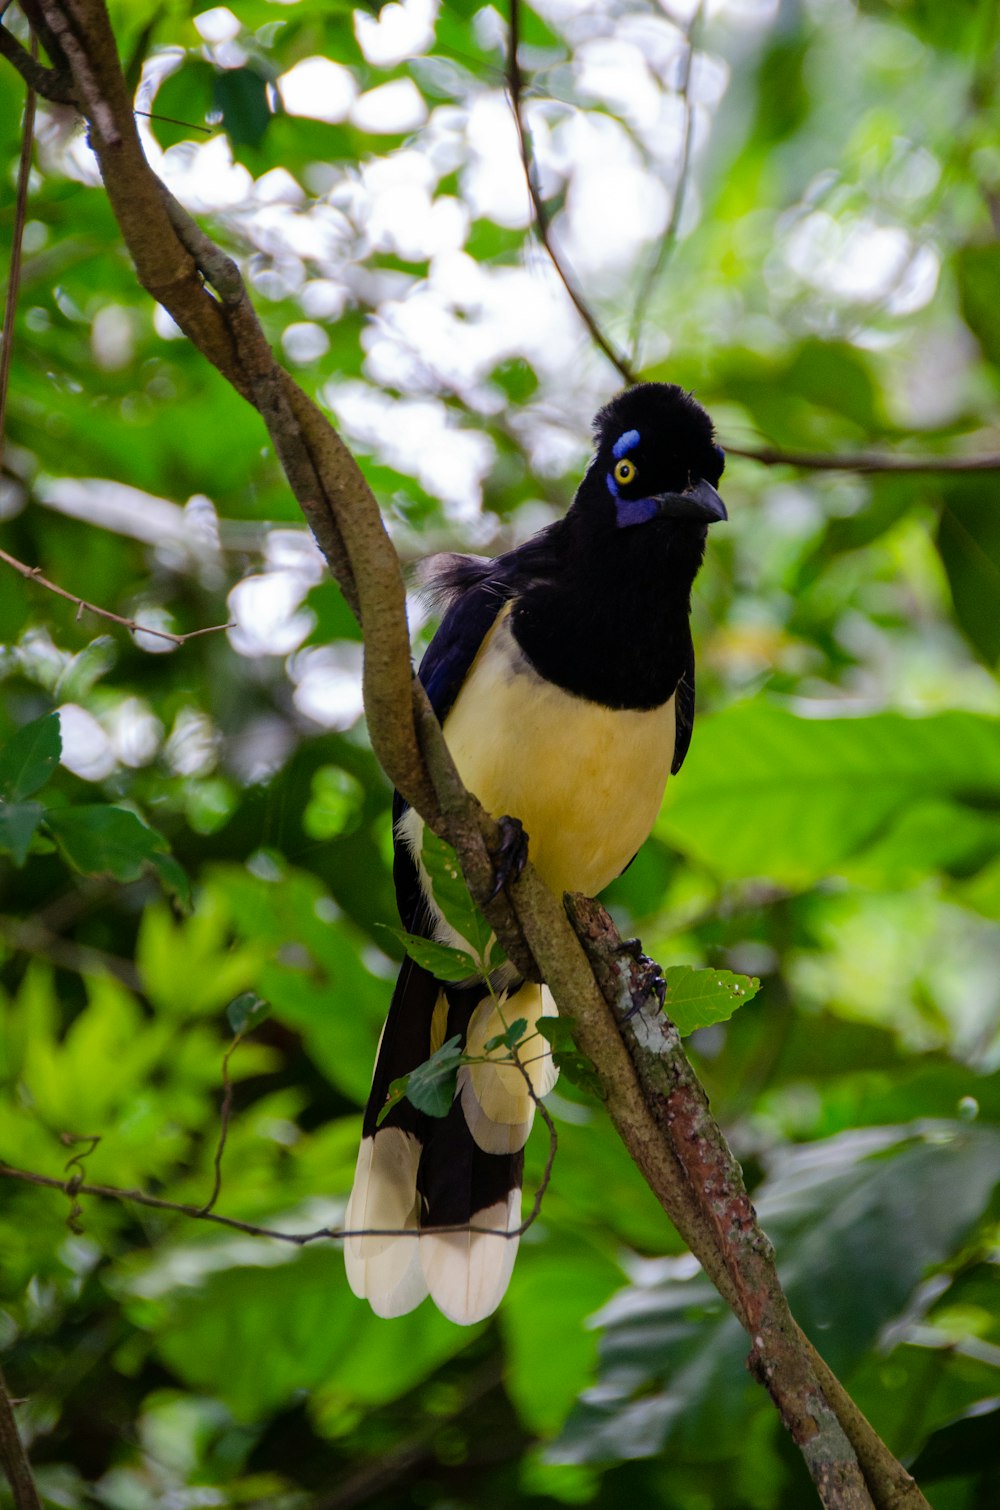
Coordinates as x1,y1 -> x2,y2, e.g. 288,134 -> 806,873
510,511 -> 707,711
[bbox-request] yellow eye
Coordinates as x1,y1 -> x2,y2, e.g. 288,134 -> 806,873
614,457 -> 637,486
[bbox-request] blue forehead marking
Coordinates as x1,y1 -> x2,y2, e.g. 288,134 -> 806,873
612,428 -> 640,460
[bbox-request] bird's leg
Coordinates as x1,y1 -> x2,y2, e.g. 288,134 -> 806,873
613,936 -> 667,1020
487,815 -> 529,901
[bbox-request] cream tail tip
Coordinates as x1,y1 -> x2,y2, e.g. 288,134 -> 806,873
344,1129 -> 428,1318
420,1190 -> 522,1326
460,985 -> 559,1154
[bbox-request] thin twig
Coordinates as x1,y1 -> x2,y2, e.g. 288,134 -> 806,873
0,27 -> 37,481
200,1037 -> 238,1216
0,915 -> 142,988
59,1131 -> 100,1233
727,441 -> 1000,474
0,1156 -> 553,1243
628,0 -> 704,365
0,546 -> 235,645
133,107 -> 211,134
506,0 -> 636,385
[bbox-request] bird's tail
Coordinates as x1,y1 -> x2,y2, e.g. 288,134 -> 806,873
345,957 -> 556,1324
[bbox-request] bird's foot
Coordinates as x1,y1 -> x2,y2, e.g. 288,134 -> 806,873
613,937 -> 666,1020
487,815 -> 529,902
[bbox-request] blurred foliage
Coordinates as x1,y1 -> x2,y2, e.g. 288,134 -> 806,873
1,0 -> 999,1507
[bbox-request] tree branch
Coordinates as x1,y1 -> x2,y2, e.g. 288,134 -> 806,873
0,546 -> 235,646
0,21 -> 37,481
0,1366 -> 41,1510
0,14 -> 72,100
727,441 -> 1000,474
506,0 -> 636,385
1,6 -> 930,1505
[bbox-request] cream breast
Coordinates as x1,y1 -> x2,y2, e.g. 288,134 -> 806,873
435,603 -> 676,898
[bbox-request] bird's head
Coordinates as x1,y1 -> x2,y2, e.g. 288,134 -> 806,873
581,382 -> 727,533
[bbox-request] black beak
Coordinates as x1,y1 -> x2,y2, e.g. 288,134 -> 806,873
653,477 -> 728,524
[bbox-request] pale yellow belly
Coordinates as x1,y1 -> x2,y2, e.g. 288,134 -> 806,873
440,605 -> 675,897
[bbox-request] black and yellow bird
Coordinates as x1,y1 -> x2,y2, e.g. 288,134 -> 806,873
345,382 -> 727,1324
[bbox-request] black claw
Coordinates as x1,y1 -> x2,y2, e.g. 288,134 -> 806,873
487,815 -> 529,901
615,942 -> 666,1021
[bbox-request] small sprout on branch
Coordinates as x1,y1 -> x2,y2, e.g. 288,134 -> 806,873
227,992 -> 270,1037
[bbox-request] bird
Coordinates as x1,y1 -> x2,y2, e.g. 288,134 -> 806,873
345,381 -> 727,1325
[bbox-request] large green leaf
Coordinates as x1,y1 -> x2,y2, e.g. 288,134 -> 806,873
658,703 -> 1000,884
552,1121 -> 1000,1467
937,476 -> 1000,666
0,800 -> 45,867
0,712 -> 61,801
140,1244 -> 470,1421
45,804 -> 180,887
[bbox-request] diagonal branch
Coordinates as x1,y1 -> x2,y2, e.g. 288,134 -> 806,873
627,0 -> 704,366
506,0 -> 636,385
0,12 -> 71,99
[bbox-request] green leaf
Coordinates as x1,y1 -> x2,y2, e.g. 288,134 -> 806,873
956,244 -> 1000,369
149,58 -> 217,149
381,925 -> 480,983
663,966 -> 760,1036
535,1015 -> 576,1050
376,1077 -> 409,1127
44,804 -> 183,893
552,1051 -> 604,1100
149,851 -> 193,911
502,1243 -> 625,1436
227,992 -> 270,1036
420,829 -> 494,963
553,1122 -> 1000,1467
0,713 -> 61,801
937,477 -> 1000,665
377,1035 -> 463,1124
143,1246 -> 471,1420
484,1017 -> 529,1053
658,703 -> 1000,885
0,800 -> 45,867
213,67 -> 272,149
302,765 -> 365,841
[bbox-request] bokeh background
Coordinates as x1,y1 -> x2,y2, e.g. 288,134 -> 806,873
1,0 -> 999,1506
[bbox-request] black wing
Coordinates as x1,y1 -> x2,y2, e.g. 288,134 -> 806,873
671,631 -> 696,775
391,562 -> 516,927
618,632 -> 695,878
391,527 -> 565,924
